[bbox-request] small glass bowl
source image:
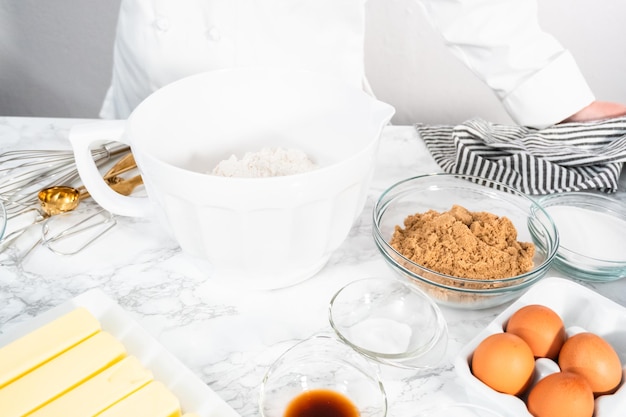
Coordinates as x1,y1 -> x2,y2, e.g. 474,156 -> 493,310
329,277 -> 448,369
259,334 -> 387,417
373,173 -> 559,310
537,192 -> 626,281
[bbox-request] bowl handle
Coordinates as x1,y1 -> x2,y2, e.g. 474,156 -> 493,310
69,120 -> 151,218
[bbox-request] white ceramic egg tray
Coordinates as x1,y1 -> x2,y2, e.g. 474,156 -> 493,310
455,277 -> 626,417
0,289 -> 241,417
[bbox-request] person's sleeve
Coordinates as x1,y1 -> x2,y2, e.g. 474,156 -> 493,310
417,0 -> 595,128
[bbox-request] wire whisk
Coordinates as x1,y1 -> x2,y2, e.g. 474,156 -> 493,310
0,152 -> 142,264
0,142 -> 129,217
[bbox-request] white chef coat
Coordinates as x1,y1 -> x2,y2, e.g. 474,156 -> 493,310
417,0 -> 594,127
100,0 -> 368,120
100,0 -> 595,128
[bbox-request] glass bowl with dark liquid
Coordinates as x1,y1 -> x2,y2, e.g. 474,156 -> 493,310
259,334 -> 387,417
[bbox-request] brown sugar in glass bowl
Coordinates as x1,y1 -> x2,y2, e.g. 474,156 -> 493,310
390,204 -> 535,280
372,174 -> 559,310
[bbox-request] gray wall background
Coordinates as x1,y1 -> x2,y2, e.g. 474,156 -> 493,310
1,0 -> 625,125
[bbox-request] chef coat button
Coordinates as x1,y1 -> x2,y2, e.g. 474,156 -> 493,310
207,26 -> 221,41
154,17 -> 170,32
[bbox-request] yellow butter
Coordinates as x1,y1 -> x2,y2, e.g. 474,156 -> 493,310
96,380 -> 182,417
0,331 -> 126,417
28,356 -> 153,417
0,307 -> 101,388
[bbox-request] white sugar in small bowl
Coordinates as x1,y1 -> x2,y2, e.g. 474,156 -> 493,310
536,192 -> 626,281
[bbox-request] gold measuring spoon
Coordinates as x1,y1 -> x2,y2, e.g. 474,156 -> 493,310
38,175 -> 144,216
38,186 -> 81,216
102,152 -> 137,181
37,152 -> 138,217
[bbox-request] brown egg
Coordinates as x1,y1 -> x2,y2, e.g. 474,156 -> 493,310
558,332 -> 623,396
527,371 -> 594,417
471,332 -> 535,396
505,304 -> 566,359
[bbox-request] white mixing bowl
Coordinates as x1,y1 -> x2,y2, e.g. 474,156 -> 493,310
71,68 -> 394,289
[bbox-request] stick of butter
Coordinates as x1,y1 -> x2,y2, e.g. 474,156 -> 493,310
96,380 -> 183,417
28,356 -> 153,417
0,331 -> 126,417
0,307 -> 101,389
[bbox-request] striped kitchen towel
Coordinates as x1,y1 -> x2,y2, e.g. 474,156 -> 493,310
416,117 -> 626,195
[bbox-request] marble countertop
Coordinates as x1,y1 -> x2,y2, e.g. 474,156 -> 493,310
0,116 -> 625,417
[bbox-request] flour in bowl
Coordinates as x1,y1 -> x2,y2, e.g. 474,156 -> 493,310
211,147 -> 317,178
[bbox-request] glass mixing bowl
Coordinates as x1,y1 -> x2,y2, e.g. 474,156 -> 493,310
372,173 -> 559,310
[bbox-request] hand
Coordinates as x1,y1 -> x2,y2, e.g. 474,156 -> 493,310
561,101 -> 626,124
